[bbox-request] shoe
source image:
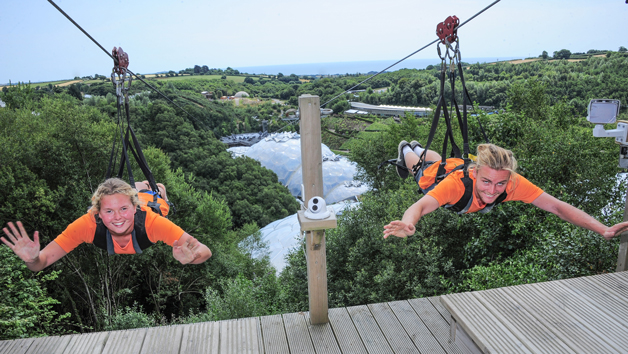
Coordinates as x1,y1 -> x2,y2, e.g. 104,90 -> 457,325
410,141 -> 422,151
396,140 -> 410,179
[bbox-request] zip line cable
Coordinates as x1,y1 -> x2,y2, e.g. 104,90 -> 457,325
48,0 -> 500,135
46,0 -> 208,131
320,0 -> 502,109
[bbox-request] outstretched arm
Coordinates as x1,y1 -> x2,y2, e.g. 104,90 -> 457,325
531,192 -> 612,237
172,232 -> 212,264
1,221 -> 67,271
383,195 -> 440,238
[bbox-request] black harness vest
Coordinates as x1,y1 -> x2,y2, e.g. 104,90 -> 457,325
93,207 -> 155,255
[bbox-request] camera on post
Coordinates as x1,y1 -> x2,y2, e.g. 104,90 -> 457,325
588,99 -> 625,141
304,196 -> 331,219
588,99 -> 628,168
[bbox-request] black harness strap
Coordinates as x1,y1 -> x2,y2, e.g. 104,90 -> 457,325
411,33 -> 504,214
105,47 -> 166,213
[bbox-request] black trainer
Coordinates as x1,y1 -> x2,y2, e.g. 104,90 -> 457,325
397,140 -> 410,179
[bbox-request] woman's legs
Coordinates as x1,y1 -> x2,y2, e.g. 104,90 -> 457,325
135,180 -> 168,201
403,142 -> 442,175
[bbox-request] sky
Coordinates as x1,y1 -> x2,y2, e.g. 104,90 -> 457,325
2,0 -> 627,84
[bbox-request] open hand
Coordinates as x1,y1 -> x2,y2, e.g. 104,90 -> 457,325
383,220 -> 416,239
1,221 -> 41,263
172,237 -> 201,264
604,221 -> 628,240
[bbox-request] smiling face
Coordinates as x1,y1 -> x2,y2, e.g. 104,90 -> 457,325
98,194 -> 136,237
473,166 -> 510,205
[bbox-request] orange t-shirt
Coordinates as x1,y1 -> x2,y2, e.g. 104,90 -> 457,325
54,206 -> 184,254
426,169 -> 544,214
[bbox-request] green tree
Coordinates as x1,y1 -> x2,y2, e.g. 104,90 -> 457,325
0,82 -> 34,110
553,49 -> 572,59
0,247 -> 70,340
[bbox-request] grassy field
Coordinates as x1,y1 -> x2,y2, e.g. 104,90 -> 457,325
2,74 -> 252,88
1,79 -> 70,88
146,74 -> 247,83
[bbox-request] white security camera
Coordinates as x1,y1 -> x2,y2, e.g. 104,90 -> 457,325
304,196 -> 331,219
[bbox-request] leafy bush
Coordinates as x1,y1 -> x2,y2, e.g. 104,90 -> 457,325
203,273 -> 279,321
0,247 -> 70,340
102,303 -> 156,331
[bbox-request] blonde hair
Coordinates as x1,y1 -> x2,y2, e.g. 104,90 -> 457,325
472,144 -> 519,188
89,178 -> 139,214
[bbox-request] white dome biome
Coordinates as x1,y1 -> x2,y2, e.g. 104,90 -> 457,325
228,132 -> 369,204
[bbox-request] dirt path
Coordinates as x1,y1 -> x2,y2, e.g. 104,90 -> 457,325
57,79 -> 83,87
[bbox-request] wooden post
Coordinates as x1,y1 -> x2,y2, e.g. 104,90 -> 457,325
616,188 -> 628,271
299,94 -> 329,324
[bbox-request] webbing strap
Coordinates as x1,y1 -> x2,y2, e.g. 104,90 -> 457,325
457,61 -> 489,145
106,74 -> 159,195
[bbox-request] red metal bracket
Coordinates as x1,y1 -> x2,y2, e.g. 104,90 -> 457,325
112,47 -> 129,74
436,16 -> 459,45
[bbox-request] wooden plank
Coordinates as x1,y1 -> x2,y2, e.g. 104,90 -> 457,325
571,274 -> 628,311
219,317 -> 261,354
450,319 -> 483,354
532,279 -> 628,352
408,298 -> 463,354
26,336 -> 71,354
256,317 -> 265,354
585,272 -> 628,297
260,314 -> 289,354
139,325 -> 183,354
180,321 -> 219,354
304,311 -> 342,354
441,292 -> 532,354
299,93 -> 328,325
500,282 -> 622,353
368,302 -> 420,354
475,288 -> 573,353
615,196 -> 628,271
556,275 -> 628,326
218,318 -> 260,354
61,332 -> 108,354
282,312 -> 316,354
428,296 -> 452,324
0,338 -> 34,354
616,233 -> 628,271
102,328 -> 146,354
328,307 -> 367,354
305,230 -> 329,325
346,304 -> 393,354
388,300 -> 447,354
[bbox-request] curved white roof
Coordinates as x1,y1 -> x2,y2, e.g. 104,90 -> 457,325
228,132 -> 369,204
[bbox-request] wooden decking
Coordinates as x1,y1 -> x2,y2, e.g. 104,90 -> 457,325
441,271 -> 628,354
0,296 -> 462,354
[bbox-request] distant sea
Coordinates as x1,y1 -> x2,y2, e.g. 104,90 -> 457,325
233,57 -> 521,76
